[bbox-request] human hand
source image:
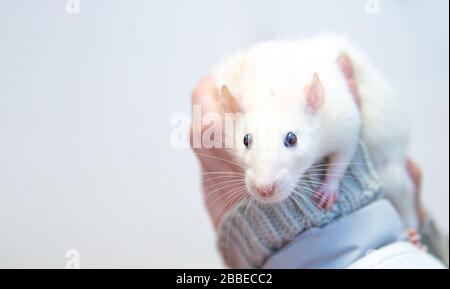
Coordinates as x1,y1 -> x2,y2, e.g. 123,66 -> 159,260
190,76 -> 245,228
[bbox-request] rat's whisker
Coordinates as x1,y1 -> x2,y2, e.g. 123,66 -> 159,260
288,195 -> 314,231
204,181 -> 246,197
297,179 -> 354,191
203,176 -> 245,182
307,162 -> 367,170
204,183 -> 245,196
207,184 -> 247,211
293,182 -> 340,209
302,173 -> 359,181
213,188 -> 247,222
304,169 -> 345,174
296,182 -> 335,198
294,191 -> 330,213
298,176 -> 355,192
202,171 -> 245,176
242,196 -> 252,225
223,198 -> 243,262
216,188 -> 248,217
231,196 -> 259,258
204,178 -> 245,192
281,198 -> 288,214
203,176 -> 245,186
196,152 -> 245,169
292,189 -> 326,213
296,180 -> 354,208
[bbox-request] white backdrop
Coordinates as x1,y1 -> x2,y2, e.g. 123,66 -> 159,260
0,0 -> 448,268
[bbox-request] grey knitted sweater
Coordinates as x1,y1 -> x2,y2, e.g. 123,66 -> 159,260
217,141 -> 385,268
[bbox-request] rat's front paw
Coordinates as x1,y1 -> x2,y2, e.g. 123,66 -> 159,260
315,185 -> 338,210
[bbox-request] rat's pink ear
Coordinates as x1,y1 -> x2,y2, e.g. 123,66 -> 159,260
304,73 -> 325,112
221,85 -> 241,113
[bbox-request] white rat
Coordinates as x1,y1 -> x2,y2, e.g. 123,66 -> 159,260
214,34 -> 418,229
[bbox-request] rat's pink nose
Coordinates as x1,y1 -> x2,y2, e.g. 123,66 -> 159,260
255,183 -> 276,198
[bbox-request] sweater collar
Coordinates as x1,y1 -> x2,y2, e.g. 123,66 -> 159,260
263,200 -> 406,269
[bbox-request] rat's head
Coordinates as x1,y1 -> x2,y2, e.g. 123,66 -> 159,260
221,73 -> 325,203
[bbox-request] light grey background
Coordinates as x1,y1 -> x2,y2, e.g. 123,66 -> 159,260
0,0 -> 448,268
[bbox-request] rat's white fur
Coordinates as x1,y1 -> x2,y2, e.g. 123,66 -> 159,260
214,34 -> 417,228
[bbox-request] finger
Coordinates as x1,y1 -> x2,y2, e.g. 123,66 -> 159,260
327,192 -> 337,210
314,190 -> 323,204
407,228 -> 418,235
324,193 -> 336,210
406,158 -> 422,191
190,76 -> 222,154
191,75 -> 220,114
318,192 -> 328,209
406,158 -> 427,225
322,194 -> 331,210
190,75 -> 221,154
410,234 -> 421,244
324,195 -> 333,210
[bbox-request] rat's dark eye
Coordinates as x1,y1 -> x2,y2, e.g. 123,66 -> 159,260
284,132 -> 297,147
243,133 -> 252,148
